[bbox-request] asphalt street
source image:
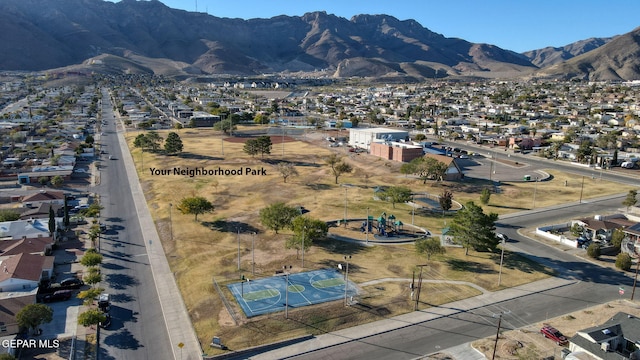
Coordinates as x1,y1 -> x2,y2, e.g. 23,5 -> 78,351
95,90 -> 174,360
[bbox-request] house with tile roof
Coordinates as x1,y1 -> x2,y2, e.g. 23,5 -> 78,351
0,293 -> 37,336
0,236 -> 54,256
0,253 -> 54,292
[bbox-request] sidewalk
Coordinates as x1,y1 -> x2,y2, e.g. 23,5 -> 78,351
243,276 -> 575,360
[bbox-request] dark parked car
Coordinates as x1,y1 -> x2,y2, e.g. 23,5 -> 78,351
43,290 -> 73,303
59,278 -> 84,289
540,325 -> 568,345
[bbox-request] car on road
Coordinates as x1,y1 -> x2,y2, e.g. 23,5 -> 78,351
496,233 -> 509,242
43,290 -> 73,303
540,325 -> 568,345
60,277 -> 84,289
98,293 -> 111,312
99,313 -> 111,328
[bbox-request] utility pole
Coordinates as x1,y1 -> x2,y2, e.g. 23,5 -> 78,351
415,264 -> 428,311
632,255 -> 640,301
365,207 -> 369,244
579,175 -> 585,203
492,311 -> 510,360
344,187 -> 348,227
498,238 -> 506,286
302,226 -> 306,268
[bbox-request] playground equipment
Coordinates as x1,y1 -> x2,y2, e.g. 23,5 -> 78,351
360,212 -> 404,237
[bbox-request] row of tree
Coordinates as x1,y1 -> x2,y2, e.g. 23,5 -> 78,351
133,131 -> 183,154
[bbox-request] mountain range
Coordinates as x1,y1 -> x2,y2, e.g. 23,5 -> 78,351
1,0 -> 639,81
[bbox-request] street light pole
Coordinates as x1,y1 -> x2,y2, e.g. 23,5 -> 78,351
498,238 -> 506,286
252,232 -> 256,276
169,203 -> 173,242
237,227 -> 241,271
344,188 -> 348,228
366,207 -> 369,244
302,226 -> 306,268
343,255 -> 351,306
283,265 -> 292,319
532,177 -> 538,209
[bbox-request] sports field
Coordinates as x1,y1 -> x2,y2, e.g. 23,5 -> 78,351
227,269 -> 358,317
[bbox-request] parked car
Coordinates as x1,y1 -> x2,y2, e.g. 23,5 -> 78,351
43,290 -> 73,303
496,233 -> 509,242
540,325 -> 568,345
59,277 -> 84,289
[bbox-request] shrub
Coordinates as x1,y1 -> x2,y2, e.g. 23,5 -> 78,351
586,243 -> 601,259
615,253 -> 632,271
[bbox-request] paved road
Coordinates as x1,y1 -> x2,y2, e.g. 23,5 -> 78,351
95,90 -> 174,360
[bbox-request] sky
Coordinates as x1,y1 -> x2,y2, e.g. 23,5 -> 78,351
107,0 -> 640,53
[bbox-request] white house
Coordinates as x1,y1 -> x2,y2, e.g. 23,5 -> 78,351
0,253 -> 54,292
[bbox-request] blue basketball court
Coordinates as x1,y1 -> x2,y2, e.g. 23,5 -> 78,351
227,269 -> 358,317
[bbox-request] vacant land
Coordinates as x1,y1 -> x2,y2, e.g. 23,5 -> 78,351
124,127 -> 634,354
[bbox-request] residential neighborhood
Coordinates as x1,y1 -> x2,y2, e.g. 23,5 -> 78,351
0,72 -> 639,359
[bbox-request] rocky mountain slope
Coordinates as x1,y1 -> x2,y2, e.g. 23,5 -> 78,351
0,0 -> 638,81
522,37 -> 613,68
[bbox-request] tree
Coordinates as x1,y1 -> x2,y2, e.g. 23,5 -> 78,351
214,119 -> 235,135
78,287 -> 105,303
255,135 -> 272,158
145,131 -> 163,151
77,308 -> 106,327
84,268 -> 102,287
450,201 -> 499,255
63,195 -> 70,227
80,251 -> 103,268
133,133 -> 151,151
48,205 -> 56,235
622,190 -> 638,211
414,133 -> 426,141
439,190 -> 453,213
401,157 -> 447,183
287,216 -> 328,256
16,304 -> 53,334
0,209 -> 20,222
586,243 -> 601,259
85,134 -> 94,145
0,354 -> 16,360
415,237 -> 445,260
164,132 -> 183,154
50,175 -> 64,188
243,139 -> 259,157
275,162 -> 299,183
177,196 -> 214,221
480,188 -> 491,205
615,253 -> 632,271
254,113 -> 268,124
259,202 -> 300,234
325,154 -> 353,184
611,228 -> 626,250
81,202 -> 103,218
380,186 -> 412,208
